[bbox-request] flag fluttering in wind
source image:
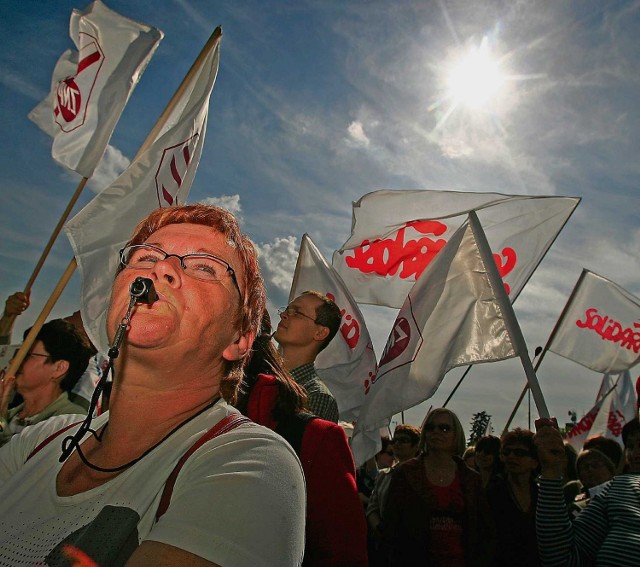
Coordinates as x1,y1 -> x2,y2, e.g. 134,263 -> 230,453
29,0 -> 163,177
288,234 -> 378,421
65,28 -> 222,353
332,190 -> 579,308
566,370 -> 638,451
350,214 -> 521,465
548,270 -> 640,374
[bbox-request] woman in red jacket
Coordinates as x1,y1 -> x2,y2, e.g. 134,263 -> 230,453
236,312 -> 368,567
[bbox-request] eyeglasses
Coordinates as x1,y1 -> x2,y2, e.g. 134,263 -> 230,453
27,352 -> 50,360
501,448 -> 532,458
119,244 -> 242,299
424,423 -> 452,433
391,437 -> 413,445
277,306 -> 318,324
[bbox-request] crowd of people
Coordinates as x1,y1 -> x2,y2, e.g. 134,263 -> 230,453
0,203 -> 638,566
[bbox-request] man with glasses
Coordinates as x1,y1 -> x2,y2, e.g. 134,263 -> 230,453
274,291 -> 341,423
0,319 -> 92,446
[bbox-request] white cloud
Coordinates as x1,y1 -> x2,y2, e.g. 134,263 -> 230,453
346,120 -> 370,147
0,67 -> 43,100
87,145 -> 130,193
200,194 -> 243,219
256,235 -> 299,295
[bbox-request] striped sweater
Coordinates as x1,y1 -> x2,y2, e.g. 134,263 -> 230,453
536,475 -> 640,566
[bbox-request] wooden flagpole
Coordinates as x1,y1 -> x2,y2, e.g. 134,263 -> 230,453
0,174 -> 90,343
24,177 -> 88,294
5,258 -> 77,379
6,27 -> 223,377
133,26 -> 222,160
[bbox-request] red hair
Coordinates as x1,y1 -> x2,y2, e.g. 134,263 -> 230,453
124,204 -> 266,402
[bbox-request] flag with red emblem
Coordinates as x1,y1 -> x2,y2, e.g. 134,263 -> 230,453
332,190 -> 579,308
566,370 -> 638,451
28,0 -> 162,177
65,28 -> 221,353
288,234 -> 378,421
351,213 -> 524,465
548,270 -> 640,374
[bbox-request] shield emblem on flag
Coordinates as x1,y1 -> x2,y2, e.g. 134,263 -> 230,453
155,133 -> 199,207
54,35 -> 104,133
376,300 -> 424,381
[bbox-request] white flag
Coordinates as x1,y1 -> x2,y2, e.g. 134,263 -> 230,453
332,190 -> 579,308
565,397 -> 606,451
615,370 -> 638,421
595,373 -> 616,403
288,234 -> 378,421
65,29 -> 221,353
29,0 -> 163,177
350,215 -> 519,465
549,270 -> 640,374
566,371 -> 636,451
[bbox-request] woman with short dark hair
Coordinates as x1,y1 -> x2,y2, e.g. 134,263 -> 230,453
487,428 -> 541,567
474,435 -> 503,490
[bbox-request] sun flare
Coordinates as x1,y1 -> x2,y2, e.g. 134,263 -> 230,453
446,39 -> 505,110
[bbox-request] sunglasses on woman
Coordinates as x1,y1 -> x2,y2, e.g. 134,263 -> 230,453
424,423 -> 452,433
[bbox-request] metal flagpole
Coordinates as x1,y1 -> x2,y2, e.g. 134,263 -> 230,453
439,199 -> 580,408
501,269 -> 588,433
442,366 -> 473,407
469,211 -> 551,419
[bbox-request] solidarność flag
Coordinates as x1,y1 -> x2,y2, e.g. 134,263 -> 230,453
29,0 -> 162,177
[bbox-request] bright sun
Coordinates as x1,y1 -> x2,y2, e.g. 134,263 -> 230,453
446,38 -> 504,110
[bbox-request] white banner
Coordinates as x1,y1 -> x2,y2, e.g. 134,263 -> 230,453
288,234 -> 378,422
65,30 -> 221,353
332,190 -> 579,308
350,215 -> 518,465
549,270 -> 640,374
29,0 -> 162,177
566,370 -> 637,451
565,398 -> 604,452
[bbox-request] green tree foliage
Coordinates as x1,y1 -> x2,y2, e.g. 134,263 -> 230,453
468,411 -> 492,446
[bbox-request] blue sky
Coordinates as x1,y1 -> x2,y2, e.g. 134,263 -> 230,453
1,0 -> 638,435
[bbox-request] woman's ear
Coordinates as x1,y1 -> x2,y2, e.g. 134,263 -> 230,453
222,332 -> 255,362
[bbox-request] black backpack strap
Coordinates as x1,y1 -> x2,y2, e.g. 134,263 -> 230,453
275,411 -> 316,457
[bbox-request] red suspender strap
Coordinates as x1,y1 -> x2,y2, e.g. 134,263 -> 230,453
27,421 -> 82,462
155,413 -> 252,521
